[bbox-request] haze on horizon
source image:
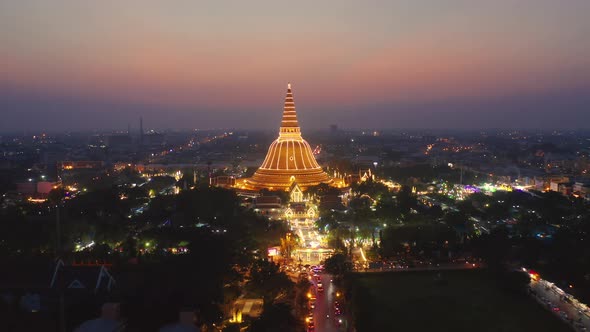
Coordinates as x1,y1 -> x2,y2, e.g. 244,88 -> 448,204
1,0 -> 589,132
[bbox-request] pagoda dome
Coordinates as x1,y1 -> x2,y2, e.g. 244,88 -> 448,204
245,83 -> 332,190
260,138 -> 320,170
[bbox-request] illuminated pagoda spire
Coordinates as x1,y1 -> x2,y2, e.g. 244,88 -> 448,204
244,83 -> 332,190
280,82 -> 300,134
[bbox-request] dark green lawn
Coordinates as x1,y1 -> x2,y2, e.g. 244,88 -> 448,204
350,270 -> 570,332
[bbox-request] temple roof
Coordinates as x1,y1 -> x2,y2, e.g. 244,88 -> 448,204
245,83 -> 332,190
280,83 -> 301,136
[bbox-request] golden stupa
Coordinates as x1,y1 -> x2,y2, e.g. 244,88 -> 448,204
244,83 -> 332,190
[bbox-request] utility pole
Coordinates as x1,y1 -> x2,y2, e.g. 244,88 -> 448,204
349,226 -> 355,259
55,204 -> 61,257
56,199 -> 66,332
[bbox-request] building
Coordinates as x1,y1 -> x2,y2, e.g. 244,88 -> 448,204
284,203 -> 317,221
51,261 -> 116,293
59,161 -> 104,170
252,196 -> 283,219
0,259 -> 115,320
243,84 -> 332,191
16,181 -> 37,194
289,182 -> 304,203
37,181 -> 58,194
253,196 -> 282,209
144,132 -> 166,146
210,176 -> 236,188
573,182 -> 590,200
283,183 -> 318,221
319,194 -> 346,211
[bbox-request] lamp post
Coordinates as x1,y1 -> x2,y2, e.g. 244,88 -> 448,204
286,233 -> 291,260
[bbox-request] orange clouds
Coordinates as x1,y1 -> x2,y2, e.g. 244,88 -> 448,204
1,22 -> 589,112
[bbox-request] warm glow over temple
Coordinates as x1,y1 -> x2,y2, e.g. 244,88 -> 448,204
243,83 -> 332,190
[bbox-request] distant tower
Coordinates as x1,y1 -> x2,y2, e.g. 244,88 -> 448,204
127,123 -> 131,135
139,117 -> 144,146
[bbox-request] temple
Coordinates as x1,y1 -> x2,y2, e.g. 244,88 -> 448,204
244,83 -> 332,191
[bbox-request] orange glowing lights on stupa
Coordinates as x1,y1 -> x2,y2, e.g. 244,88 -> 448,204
244,83 -> 332,190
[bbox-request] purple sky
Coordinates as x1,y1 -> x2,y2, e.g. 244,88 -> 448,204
1,1 -> 589,131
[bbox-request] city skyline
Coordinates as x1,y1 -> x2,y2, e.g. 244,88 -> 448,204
1,1 -> 590,131
2,3 -> 590,332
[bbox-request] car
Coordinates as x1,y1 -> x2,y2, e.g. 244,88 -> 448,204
317,285 -> 324,292
317,282 -> 323,288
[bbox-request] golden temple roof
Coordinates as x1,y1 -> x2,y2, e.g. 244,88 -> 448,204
245,83 -> 332,190
281,83 -> 299,129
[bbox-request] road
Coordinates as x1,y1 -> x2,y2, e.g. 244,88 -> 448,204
289,218 -> 347,330
312,274 -> 349,332
292,218 -> 322,248
356,262 -> 481,273
530,278 -> 590,331
290,218 -> 333,264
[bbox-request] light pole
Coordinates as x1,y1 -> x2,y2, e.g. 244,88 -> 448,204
286,233 -> 291,261
54,193 -> 65,332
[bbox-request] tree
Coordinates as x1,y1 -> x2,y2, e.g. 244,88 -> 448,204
471,226 -> 511,271
259,189 -> 289,204
249,303 -> 303,332
246,260 -> 294,304
351,179 -> 389,200
307,183 -> 341,197
324,253 -> 352,276
122,236 -> 138,258
294,278 -> 312,316
280,233 -> 297,262
500,270 -> 531,294
443,211 -> 473,239
396,185 -> 417,214
47,187 -> 66,205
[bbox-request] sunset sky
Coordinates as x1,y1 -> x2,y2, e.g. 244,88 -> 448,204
1,0 -> 589,131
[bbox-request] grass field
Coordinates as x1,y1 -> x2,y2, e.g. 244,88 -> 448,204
350,270 -> 570,332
